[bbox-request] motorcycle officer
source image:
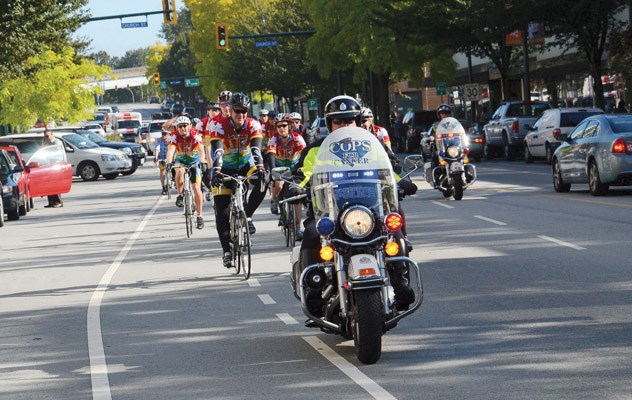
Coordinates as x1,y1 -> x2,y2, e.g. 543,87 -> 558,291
426,103 -> 451,182
295,95 -> 416,320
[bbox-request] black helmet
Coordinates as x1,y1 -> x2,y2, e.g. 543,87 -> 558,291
437,103 -> 451,117
229,92 -> 251,109
218,90 -> 232,102
207,101 -> 220,110
324,95 -> 362,131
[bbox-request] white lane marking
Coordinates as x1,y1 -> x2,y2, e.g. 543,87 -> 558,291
276,313 -> 299,325
258,294 -> 276,304
303,336 -> 396,400
538,235 -> 586,250
248,279 -> 261,287
474,215 -> 507,226
87,196 -> 164,400
431,201 -> 454,209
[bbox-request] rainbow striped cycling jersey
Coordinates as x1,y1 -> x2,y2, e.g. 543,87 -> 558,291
209,116 -> 262,170
267,131 -> 306,169
168,129 -> 203,165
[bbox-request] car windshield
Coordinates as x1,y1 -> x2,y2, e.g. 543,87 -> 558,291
76,130 -> 106,143
150,122 -> 164,132
93,114 -> 106,121
118,120 -> 141,129
0,138 -> 43,155
5,151 -> 20,166
560,112 -> 603,127
506,103 -> 550,117
62,133 -> 99,149
0,154 -> 10,181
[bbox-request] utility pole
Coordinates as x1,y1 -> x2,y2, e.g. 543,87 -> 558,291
522,24 -> 531,102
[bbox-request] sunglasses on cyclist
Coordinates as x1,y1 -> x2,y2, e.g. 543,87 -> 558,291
361,118 -> 371,122
332,118 -> 356,125
276,123 -> 289,128
232,108 -> 248,114
176,124 -> 189,128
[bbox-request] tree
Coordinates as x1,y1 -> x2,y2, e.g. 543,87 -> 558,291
540,0 -> 627,110
0,46 -> 109,130
114,48 -> 150,69
0,0 -> 89,81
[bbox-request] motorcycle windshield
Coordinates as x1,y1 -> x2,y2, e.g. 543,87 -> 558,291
311,127 -> 398,219
435,117 -> 468,151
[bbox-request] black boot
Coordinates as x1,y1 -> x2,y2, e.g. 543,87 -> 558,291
389,263 -> 414,311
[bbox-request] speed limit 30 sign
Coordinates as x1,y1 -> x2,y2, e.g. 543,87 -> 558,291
464,83 -> 480,101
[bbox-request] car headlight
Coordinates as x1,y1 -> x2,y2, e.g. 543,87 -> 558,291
341,205 -> 374,239
101,154 -> 117,161
122,147 -> 132,155
447,146 -> 461,158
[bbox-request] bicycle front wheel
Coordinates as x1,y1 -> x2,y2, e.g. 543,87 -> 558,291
287,204 -> 296,248
229,206 -> 240,274
184,189 -> 193,238
165,171 -> 172,199
237,211 -> 251,280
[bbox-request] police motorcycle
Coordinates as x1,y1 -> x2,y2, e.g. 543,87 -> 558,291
427,117 -> 476,200
291,126 -> 424,364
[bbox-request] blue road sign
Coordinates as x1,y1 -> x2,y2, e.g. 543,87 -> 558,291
121,21 -> 148,29
168,80 -> 183,86
255,40 -> 279,48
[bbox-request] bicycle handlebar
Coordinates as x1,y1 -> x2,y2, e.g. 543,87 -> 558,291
278,193 -> 307,204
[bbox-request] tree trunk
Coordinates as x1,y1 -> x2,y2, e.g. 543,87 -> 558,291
589,52 -> 605,111
374,71 -> 391,131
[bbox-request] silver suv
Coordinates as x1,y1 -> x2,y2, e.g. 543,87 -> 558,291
524,107 -> 604,164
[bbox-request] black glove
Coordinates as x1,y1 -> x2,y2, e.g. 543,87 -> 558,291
286,185 -> 305,199
211,168 -> 224,186
255,165 -> 266,182
398,179 -> 418,196
200,162 -> 208,174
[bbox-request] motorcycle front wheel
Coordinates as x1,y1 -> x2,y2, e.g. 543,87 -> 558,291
352,289 -> 383,364
453,174 -> 464,200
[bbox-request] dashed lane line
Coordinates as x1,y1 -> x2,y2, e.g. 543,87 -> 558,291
474,215 -> 508,226
258,294 -> 276,304
276,313 -> 299,325
431,200 -> 454,209
538,235 -> 586,250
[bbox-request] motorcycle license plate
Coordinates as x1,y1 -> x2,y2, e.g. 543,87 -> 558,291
450,163 -> 463,173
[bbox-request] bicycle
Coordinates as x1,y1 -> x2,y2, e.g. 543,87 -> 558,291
163,162 -> 176,200
175,164 -> 197,238
271,167 -> 306,248
222,172 -> 260,280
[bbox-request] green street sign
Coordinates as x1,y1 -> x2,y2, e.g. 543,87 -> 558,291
185,78 -> 200,87
307,98 -> 318,111
160,81 -> 167,90
436,82 -> 447,96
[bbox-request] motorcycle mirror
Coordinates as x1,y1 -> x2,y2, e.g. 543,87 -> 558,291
403,155 -> 424,172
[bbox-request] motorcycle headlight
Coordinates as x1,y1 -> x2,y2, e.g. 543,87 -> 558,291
341,205 -> 374,239
122,147 -> 132,155
447,146 -> 461,158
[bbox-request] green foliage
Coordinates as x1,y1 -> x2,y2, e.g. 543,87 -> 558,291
0,0 -> 89,81
0,46 -> 109,130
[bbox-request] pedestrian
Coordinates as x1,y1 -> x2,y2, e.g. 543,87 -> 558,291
617,99 -> 627,113
43,128 -> 64,208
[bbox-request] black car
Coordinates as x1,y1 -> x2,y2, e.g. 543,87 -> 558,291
400,111 -> 437,153
74,129 -> 146,175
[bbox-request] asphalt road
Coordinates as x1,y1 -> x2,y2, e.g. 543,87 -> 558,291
2,126 -> 632,399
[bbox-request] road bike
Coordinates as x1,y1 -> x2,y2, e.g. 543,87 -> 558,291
163,162 -> 176,200
271,167 -> 306,248
222,173 -> 260,280
179,164 -> 197,238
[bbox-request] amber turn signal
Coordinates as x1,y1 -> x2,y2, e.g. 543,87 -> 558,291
320,245 -> 334,261
385,241 -> 400,256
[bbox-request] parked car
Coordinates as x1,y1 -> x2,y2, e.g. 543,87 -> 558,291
400,110 -> 437,153
524,107 -> 604,164
74,129 -> 146,175
149,96 -> 160,104
483,101 -> 551,160
170,103 -> 185,115
182,106 -> 197,117
0,149 -> 27,220
92,112 -> 109,131
152,112 -> 172,120
307,117 -> 329,141
1,145 -> 31,213
82,123 -> 107,137
552,114 -> 632,196
0,136 -> 72,203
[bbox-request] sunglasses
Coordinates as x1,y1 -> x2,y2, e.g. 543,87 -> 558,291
177,124 -> 189,128
332,118 -> 355,125
232,109 -> 248,114
362,118 -> 371,122
276,123 -> 289,128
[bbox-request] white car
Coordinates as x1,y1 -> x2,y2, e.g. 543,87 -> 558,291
83,123 -> 107,137
524,107 -> 604,164
145,120 -> 168,154
55,132 -> 132,181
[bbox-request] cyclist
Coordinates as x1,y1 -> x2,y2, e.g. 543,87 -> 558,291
209,92 -> 266,268
153,129 -> 171,195
267,114 -> 307,239
295,95 -> 416,316
259,108 -> 275,173
164,115 -> 207,230
289,112 -> 307,137
360,107 -> 392,149
218,90 -> 232,118
196,102 -> 222,192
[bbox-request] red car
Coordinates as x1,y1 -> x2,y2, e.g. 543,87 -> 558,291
0,144 -> 72,206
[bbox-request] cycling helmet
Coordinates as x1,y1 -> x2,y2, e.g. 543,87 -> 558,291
192,117 -> 201,125
259,109 -> 269,116
289,112 -> 302,121
276,114 -> 293,125
437,103 -> 451,117
275,113 -> 286,122
219,90 -> 232,102
360,107 -> 373,118
324,95 -> 362,131
229,92 -> 251,109
207,101 -> 220,110
174,115 -> 191,126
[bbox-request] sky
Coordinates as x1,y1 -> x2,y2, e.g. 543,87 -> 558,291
73,0 -> 185,58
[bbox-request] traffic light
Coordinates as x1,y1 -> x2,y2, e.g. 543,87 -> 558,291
162,0 -> 177,25
153,72 -> 160,85
216,23 -> 228,50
